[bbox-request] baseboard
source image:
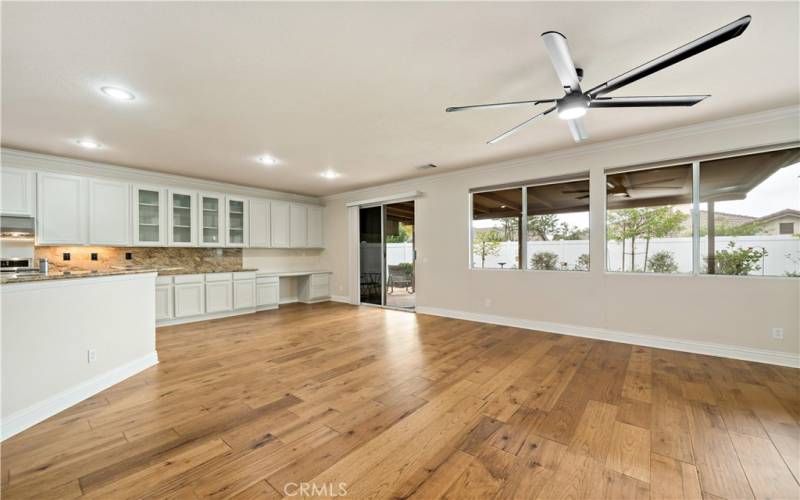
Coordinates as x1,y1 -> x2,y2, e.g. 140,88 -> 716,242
279,296 -> 299,305
416,306 -> 800,368
330,295 -> 352,304
157,308 -> 257,326
1,351 -> 159,440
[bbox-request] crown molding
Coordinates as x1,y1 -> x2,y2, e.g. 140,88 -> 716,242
324,105 -> 800,202
0,148 -> 322,205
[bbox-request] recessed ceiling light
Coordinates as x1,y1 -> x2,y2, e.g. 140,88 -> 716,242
100,86 -> 135,101
320,169 -> 340,179
76,139 -> 101,149
257,155 -> 279,166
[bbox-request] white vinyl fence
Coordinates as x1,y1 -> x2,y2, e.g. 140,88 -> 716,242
466,235 -> 800,276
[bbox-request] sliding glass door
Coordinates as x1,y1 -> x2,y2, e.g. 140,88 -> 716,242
359,201 -> 415,310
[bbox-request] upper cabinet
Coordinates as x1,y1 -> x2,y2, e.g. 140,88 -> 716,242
168,189 -> 197,246
37,172 -> 87,245
132,186 -> 166,246
248,199 -> 270,248
198,192 -> 225,247
271,201 -> 290,248
307,205 -> 323,248
88,179 -> 130,246
289,203 -> 308,248
1,167 -> 36,216
226,196 -> 248,247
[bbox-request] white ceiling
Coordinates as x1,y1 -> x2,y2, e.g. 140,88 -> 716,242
2,2 -> 798,197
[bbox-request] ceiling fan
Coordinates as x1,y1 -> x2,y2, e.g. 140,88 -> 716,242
446,15 -> 751,144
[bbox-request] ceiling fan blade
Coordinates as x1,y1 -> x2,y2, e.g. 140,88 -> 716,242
586,15 -> 751,98
541,31 -> 582,93
566,117 -> 589,142
562,189 -> 590,193
590,95 -> 709,107
629,186 -> 685,190
487,106 -> 556,144
446,99 -> 555,113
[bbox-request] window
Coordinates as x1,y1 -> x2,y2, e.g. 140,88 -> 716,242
699,148 -> 800,277
471,188 -> 522,269
527,179 -> 590,271
606,164 -> 693,274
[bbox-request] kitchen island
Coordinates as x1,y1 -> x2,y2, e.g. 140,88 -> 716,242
1,271 -> 158,439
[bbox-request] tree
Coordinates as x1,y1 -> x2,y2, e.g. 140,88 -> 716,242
528,215 -> 585,241
642,207 -> 688,271
575,253 -> 590,271
499,217 -> 519,241
700,221 -> 765,237
714,241 -> 767,275
607,207 -> 687,272
648,250 -> 678,273
530,251 -> 559,270
473,230 -> 502,268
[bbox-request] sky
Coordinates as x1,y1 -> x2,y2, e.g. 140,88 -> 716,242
473,162 -> 800,230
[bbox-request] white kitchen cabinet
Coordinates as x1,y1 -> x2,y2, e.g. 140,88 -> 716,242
88,179 -> 130,246
133,186 -> 166,246
198,192 -> 225,247
37,172 -> 87,245
1,167 -> 35,216
307,205 -> 323,248
233,279 -> 256,310
205,274 -> 233,313
256,275 -> 279,310
155,278 -> 174,321
289,203 -> 308,248
248,199 -> 270,248
226,196 -> 248,247
299,273 -> 330,303
168,190 -> 197,246
174,275 -> 205,318
270,200 -> 290,248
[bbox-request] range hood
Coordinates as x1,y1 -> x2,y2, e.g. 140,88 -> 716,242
0,216 -> 35,240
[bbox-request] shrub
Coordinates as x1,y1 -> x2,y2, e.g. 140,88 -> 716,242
575,253 -> 590,271
530,251 -> 559,270
714,241 -> 767,275
648,251 -> 678,274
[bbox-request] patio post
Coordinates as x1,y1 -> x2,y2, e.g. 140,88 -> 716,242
707,201 -> 716,273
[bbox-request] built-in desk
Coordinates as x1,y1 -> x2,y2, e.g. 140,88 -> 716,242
255,270 -> 332,308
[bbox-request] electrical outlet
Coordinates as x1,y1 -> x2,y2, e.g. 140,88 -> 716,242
484,298 -> 492,308
772,328 -> 784,340
88,349 -> 97,363
91,252 -> 98,261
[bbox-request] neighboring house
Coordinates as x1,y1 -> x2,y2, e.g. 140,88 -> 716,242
754,209 -> 800,235
676,205 -> 758,234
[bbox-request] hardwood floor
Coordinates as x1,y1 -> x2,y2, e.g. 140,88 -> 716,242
2,302 -> 798,499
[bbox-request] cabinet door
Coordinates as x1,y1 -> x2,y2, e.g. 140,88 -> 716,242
248,199 -> 270,248
89,179 -> 130,246
168,190 -> 197,246
1,167 -> 35,216
233,279 -> 256,309
155,285 -> 173,321
289,204 -> 308,248
270,200 -> 290,248
226,196 -> 248,247
37,172 -> 87,245
205,280 -> 233,313
198,193 -> 225,246
307,206 -> 323,248
174,283 -> 204,317
256,283 -> 279,308
133,186 -> 166,246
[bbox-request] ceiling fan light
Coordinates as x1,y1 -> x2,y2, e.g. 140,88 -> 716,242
557,103 -> 587,120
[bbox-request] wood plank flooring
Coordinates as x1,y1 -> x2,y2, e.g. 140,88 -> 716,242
2,302 -> 798,499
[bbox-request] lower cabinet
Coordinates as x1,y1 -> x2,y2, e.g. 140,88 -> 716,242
174,274 -> 205,318
299,272 -> 331,303
256,275 -> 279,309
205,278 -> 233,313
234,279 -> 256,309
155,279 -> 173,321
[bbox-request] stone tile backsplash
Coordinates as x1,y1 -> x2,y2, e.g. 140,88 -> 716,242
34,246 -> 243,272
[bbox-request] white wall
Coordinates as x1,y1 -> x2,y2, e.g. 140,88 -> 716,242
1,273 -> 158,438
321,107 -> 800,364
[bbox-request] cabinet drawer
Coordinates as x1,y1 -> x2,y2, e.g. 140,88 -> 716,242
310,273 -> 329,286
257,275 -> 279,285
311,283 -> 330,299
174,273 -> 205,284
156,275 -> 173,285
257,283 -> 279,307
205,272 -> 232,282
233,271 -> 256,281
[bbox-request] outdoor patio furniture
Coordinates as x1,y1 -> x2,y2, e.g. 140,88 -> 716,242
387,265 -> 413,294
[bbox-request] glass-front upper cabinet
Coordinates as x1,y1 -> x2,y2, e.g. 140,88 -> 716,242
168,189 -> 197,246
226,196 -> 248,247
133,186 -> 166,246
199,193 -> 225,246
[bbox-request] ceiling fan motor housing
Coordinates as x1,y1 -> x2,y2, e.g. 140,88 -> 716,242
556,92 -> 590,119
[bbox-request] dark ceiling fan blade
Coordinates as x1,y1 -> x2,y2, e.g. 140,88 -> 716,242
586,15 -> 751,98
446,99 -> 555,113
577,194 -> 590,199
566,117 -> 589,142
590,95 -> 709,107
541,31 -> 582,92
487,106 -> 556,144
562,189 -> 590,193
629,186 -> 684,190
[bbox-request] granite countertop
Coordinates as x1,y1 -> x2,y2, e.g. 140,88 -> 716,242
1,266 -> 259,284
